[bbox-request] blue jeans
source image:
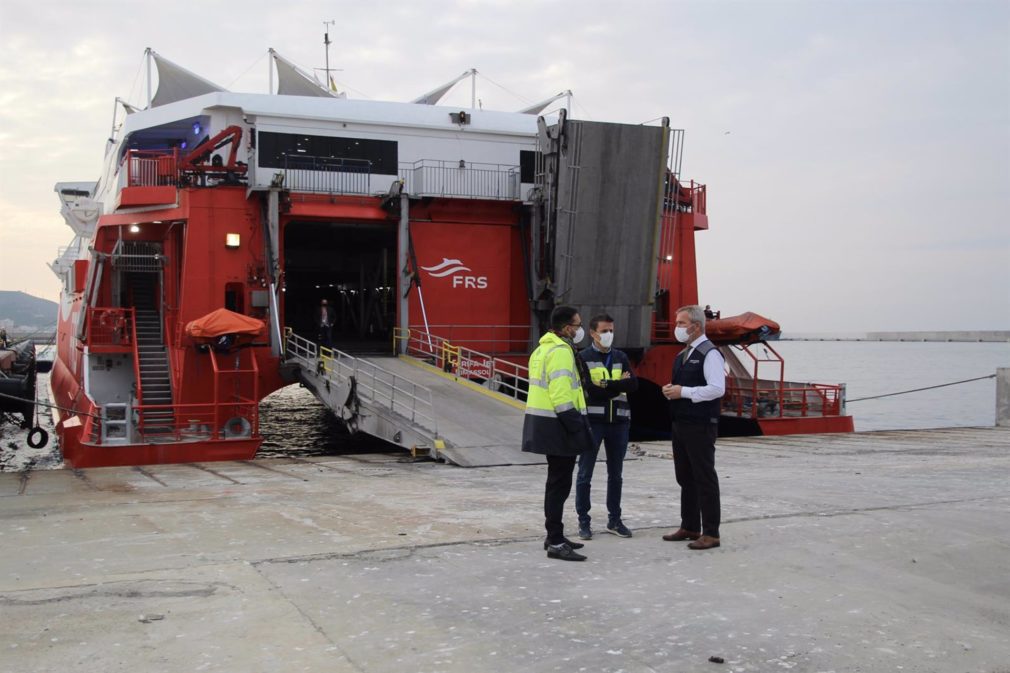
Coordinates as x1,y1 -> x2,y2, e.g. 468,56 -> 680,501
575,422 -> 629,526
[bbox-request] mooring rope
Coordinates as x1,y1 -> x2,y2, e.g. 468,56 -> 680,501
0,391 -> 101,419
846,374 -> 997,403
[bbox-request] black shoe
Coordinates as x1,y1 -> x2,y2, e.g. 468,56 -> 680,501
543,537 -> 585,550
578,523 -> 593,540
546,543 -> 587,561
606,520 -> 633,538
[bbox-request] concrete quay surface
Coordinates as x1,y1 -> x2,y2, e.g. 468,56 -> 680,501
1,428 -> 1009,673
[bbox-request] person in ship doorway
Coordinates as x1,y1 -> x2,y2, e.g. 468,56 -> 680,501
317,299 -> 334,349
522,305 -> 595,561
661,304 -> 726,550
575,313 -> 638,540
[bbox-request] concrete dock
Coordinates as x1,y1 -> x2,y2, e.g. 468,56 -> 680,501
2,428 -> 1009,672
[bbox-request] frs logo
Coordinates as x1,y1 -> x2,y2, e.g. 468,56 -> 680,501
421,258 -> 488,289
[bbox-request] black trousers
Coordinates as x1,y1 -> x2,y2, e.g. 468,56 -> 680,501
672,421 -> 721,537
544,454 -> 578,544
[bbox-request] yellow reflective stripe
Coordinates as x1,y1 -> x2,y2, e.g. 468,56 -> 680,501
549,369 -> 575,380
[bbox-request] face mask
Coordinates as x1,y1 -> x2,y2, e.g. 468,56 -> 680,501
573,327 -> 585,344
675,326 -> 691,343
598,332 -> 614,348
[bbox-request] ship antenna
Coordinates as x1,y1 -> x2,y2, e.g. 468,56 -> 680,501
323,20 -> 336,92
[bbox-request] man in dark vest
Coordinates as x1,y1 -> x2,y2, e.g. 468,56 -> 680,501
661,304 -> 726,550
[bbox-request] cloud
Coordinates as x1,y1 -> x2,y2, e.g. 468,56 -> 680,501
0,0 -> 1006,331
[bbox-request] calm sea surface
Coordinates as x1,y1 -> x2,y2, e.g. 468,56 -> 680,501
763,341 -> 1009,431
3,341 -> 1006,470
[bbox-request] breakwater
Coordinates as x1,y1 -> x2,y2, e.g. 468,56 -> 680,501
781,330 -> 1009,342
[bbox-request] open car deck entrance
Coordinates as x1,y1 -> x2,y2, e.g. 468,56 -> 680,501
282,220 -> 397,354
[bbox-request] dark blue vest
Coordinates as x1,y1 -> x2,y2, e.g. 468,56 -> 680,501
670,340 -> 721,424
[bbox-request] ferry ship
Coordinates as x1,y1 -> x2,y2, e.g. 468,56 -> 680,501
49,48 -> 852,468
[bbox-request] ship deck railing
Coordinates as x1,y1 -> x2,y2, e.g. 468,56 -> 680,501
721,342 -> 846,420
393,327 -> 530,403
285,330 -> 439,436
90,399 -> 260,445
119,147 -> 524,201
87,307 -> 135,353
123,149 -> 180,188
398,160 -> 521,201
723,381 -> 845,420
280,154 -> 372,195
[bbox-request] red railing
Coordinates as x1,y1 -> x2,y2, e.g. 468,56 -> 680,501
665,179 -> 706,214
723,381 -> 844,420
394,327 -> 530,401
208,347 -> 260,439
86,400 -> 260,445
133,401 -> 260,442
130,310 -> 143,406
407,323 -> 530,355
721,342 -> 845,420
125,149 -> 179,187
88,307 -> 134,352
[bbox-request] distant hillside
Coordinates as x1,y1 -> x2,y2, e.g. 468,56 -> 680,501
0,291 -> 58,330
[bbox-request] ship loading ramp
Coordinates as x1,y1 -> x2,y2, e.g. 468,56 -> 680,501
284,331 -> 538,467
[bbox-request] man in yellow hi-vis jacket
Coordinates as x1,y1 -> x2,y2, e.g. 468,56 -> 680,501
522,305 -> 595,561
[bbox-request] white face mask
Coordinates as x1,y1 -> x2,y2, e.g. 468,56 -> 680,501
598,332 -> 614,349
573,327 -> 585,344
674,325 -> 692,343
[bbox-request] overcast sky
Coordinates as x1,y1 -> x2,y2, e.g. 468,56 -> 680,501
0,0 -> 1007,332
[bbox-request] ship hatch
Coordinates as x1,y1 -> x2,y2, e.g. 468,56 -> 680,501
283,220 -> 396,354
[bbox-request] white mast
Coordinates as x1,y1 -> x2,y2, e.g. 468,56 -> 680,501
145,47 -> 153,108
268,48 -> 274,94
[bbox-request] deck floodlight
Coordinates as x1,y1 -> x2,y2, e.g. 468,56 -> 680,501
129,224 -> 141,234
225,233 -> 241,248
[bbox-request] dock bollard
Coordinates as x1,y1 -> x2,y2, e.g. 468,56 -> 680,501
997,368 -> 1010,428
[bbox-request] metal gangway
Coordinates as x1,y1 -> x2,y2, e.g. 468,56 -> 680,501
284,330 -> 441,458
283,328 -> 537,466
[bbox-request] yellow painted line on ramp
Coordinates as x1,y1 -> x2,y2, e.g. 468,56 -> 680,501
396,355 -> 526,411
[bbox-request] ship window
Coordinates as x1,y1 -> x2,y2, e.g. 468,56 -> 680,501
225,282 -> 245,314
520,150 -> 540,183
258,132 -> 398,174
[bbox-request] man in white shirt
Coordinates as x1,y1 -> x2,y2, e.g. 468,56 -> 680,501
661,304 -> 726,550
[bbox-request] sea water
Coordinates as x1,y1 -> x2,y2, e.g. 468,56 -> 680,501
766,340 -> 1009,431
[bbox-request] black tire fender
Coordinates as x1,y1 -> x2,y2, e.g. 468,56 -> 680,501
27,426 -> 49,449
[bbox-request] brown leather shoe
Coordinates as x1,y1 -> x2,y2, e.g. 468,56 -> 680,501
662,528 -> 701,542
687,535 -> 721,550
